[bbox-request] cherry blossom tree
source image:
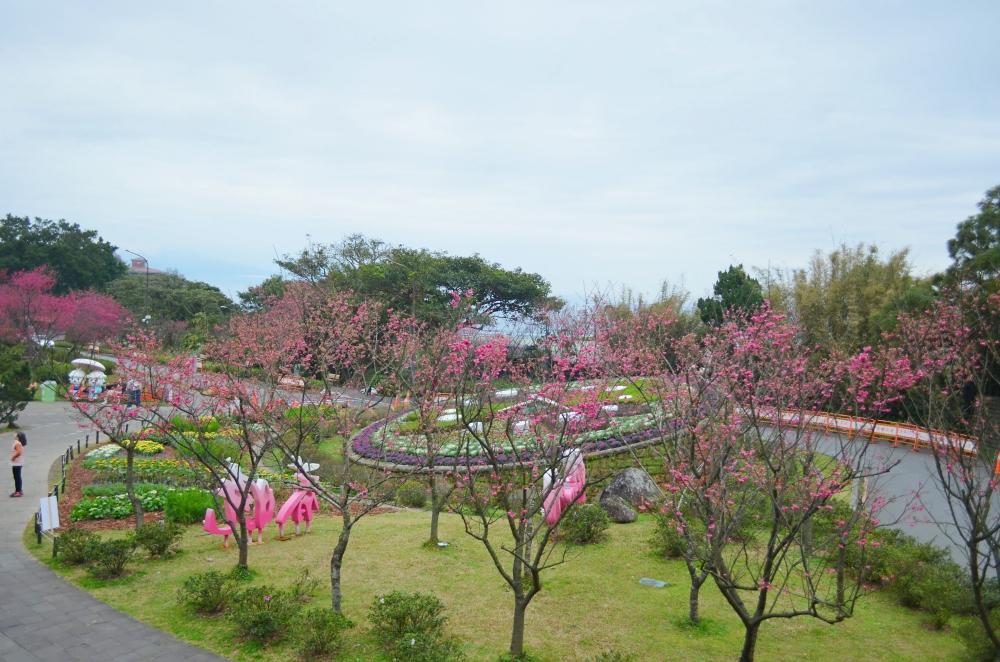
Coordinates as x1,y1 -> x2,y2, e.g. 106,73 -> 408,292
446,306 -> 613,659
71,332 -> 181,529
890,291 -> 1000,655
73,321 -> 286,568
601,305 -> 918,661
244,283 -> 407,612
374,292 -> 476,547
0,267 -> 126,354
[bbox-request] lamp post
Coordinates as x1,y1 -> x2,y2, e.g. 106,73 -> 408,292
123,249 -> 150,320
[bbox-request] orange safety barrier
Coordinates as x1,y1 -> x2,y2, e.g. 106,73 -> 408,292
756,409 -> 978,457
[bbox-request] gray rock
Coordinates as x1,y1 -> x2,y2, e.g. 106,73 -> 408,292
600,493 -> 637,523
601,468 -> 659,508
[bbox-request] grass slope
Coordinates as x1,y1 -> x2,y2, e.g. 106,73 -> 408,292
26,511 -> 965,661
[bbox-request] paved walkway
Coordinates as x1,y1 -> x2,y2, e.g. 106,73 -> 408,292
0,402 -> 226,662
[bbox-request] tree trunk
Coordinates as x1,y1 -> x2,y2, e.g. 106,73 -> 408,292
969,546 -> 1000,655
125,449 -> 144,529
429,500 -> 441,545
739,621 -> 761,662
509,597 -> 528,658
428,471 -> 440,545
236,519 -> 249,569
330,525 -> 351,613
688,578 -> 701,624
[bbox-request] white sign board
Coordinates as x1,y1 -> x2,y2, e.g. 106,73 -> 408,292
39,495 -> 60,532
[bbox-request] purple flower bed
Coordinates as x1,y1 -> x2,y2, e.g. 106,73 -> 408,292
351,416 -> 679,468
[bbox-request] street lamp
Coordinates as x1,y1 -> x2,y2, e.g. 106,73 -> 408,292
123,249 -> 150,319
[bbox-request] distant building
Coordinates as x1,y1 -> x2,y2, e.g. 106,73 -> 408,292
127,257 -> 165,275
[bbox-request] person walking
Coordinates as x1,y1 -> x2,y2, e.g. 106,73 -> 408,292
10,431 -> 26,497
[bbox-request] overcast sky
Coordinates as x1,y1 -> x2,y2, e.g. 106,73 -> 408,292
2,2 -> 998,304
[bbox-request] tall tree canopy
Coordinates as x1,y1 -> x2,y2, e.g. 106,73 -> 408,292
786,243 -> 920,354
0,215 -> 126,293
106,272 -> 232,323
237,275 -> 287,313
696,264 -> 764,325
278,234 -> 558,326
947,183 -> 1000,291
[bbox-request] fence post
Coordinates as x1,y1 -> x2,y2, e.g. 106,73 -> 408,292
35,512 -> 42,545
85,433 -> 89,446
96,431 -> 100,443
77,439 -> 81,454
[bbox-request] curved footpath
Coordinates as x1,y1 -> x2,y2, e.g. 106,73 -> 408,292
0,402 -> 225,662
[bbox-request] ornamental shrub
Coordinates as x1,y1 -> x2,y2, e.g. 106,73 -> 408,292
649,513 -> 687,559
389,632 -> 466,662
177,570 -> 233,614
169,415 -> 196,432
228,585 -> 298,643
395,480 -> 428,508
164,489 -> 216,524
292,608 -> 353,659
135,521 -> 184,558
199,415 -> 221,433
368,591 -> 448,648
845,527 -> 971,628
560,504 -> 610,544
87,535 -> 137,578
56,527 -> 98,565
955,610 -> 1000,661
288,568 -> 320,604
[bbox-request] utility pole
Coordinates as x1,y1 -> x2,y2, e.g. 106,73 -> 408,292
123,249 -> 150,322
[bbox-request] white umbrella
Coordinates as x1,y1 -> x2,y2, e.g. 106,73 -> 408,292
71,358 -> 105,371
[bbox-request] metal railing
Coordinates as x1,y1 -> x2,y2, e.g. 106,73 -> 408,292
35,427 -> 124,547
756,410 -> 978,456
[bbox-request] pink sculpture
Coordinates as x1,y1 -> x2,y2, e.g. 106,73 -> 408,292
542,448 -> 586,526
275,471 -> 320,537
203,462 -> 275,546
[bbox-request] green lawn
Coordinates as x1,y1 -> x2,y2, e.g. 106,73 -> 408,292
25,510 -> 967,661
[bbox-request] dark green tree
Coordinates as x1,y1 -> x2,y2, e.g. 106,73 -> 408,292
106,272 -> 232,323
696,264 -> 764,326
237,275 -> 287,313
947,184 -> 1000,291
0,215 -> 126,293
0,344 -> 34,428
279,235 -> 557,327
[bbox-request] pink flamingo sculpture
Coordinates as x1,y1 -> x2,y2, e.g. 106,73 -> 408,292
542,448 -> 586,526
203,462 -> 275,546
275,465 -> 321,538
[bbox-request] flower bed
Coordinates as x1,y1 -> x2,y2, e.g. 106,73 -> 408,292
70,486 -> 177,521
83,456 -> 211,486
351,402 -> 676,468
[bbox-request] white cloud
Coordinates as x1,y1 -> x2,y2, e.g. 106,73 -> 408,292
0,1 -> 997,302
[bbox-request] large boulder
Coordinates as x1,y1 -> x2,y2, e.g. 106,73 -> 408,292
599,493 -> 637,523
600,468 -> 659,509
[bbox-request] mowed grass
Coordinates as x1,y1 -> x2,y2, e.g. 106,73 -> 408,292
26,511 -> 965,661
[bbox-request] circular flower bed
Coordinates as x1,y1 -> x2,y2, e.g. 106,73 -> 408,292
351,395 -> 676,468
